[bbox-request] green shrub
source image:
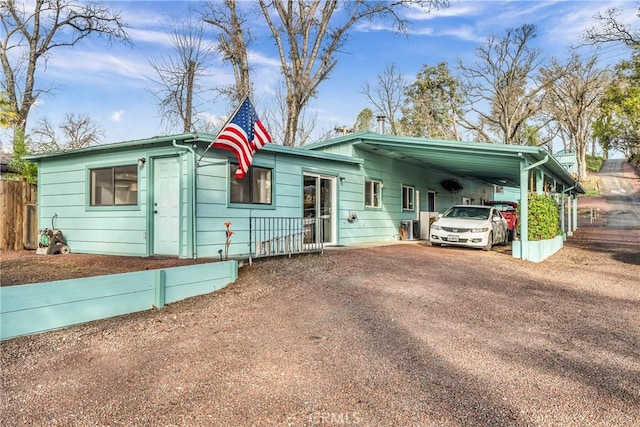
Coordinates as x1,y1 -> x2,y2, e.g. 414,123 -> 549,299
585,155 -> 604,172
526,193 -> 561,241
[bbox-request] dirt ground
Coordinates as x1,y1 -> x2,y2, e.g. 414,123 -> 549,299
0,252 -> 215,287
1,162 -> 639,426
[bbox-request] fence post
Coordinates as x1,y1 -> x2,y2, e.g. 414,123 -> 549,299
154,269 -> 166,308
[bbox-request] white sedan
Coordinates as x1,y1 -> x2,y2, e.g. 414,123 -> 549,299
429,205 -> 509,251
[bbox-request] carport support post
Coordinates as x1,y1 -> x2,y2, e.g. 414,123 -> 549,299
535,169 -> 544,194
519,159 -> 530,260
567,195 -> 573,237
561,188 -> 566,241
573,194 -> 579,233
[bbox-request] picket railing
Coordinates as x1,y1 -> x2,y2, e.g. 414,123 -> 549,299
249,216 -> 323,264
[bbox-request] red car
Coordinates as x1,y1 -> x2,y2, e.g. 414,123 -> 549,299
485,201 -> 518,241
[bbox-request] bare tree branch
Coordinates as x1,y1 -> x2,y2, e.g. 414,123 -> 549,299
148,15 -> 215,133
362,63 -> 406,135
584,5 -> 640,48
0,0 -> 130,136
457,24 -> 558,145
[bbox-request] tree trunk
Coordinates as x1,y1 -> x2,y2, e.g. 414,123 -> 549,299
184,60 -> 195,133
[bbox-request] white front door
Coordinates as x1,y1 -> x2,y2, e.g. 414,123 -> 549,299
153,157 -> 180,255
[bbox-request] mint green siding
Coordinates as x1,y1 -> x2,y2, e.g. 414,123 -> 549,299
194,148 -> 360,258
36,145 -> 191,257
30,132 -> 497,259
37,152 -> 148,256
334,148 -> 494,244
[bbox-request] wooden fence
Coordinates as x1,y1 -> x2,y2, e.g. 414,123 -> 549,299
0,180 -> 37,251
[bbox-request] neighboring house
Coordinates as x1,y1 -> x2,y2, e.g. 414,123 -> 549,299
26,131 -> 583,261
0,151 -> 16,179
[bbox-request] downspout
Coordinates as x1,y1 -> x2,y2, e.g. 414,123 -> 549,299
519,154 -> 549,260
173,139 -> 198,259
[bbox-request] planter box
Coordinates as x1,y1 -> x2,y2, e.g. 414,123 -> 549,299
512,235 -> 564,262
1,261 -> 238,340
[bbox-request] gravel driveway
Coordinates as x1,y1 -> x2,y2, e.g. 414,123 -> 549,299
1,161 -> 639,426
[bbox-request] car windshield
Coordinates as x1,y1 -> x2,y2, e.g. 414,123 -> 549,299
443,207 -> 491,220
489,203 -> 515,211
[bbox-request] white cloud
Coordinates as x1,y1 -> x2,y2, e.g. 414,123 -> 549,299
405,2 -> 487,21
110,110 -> 125,122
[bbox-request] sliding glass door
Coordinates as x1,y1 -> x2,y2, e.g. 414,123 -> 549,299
303,174 -> 336,245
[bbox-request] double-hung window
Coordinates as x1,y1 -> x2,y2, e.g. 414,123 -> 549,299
230,164 -> 272,205
402,185 -> 415,211
90,165 -> 138,206
365,180 -> 382,208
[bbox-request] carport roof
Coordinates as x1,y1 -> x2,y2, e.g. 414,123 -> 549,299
307,132 -> 584,193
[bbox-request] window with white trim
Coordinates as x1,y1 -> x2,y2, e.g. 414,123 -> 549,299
365,180 -> 382,208
402,185 -> 415,210
230,164 -> 272,204
90,165 -> 138,206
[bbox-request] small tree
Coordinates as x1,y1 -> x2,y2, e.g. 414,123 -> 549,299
8,129 -> 37,184
0,91 -> 18,129
353,108 -> 374,132
401,62 -> 463,139
594,52 -> 640,157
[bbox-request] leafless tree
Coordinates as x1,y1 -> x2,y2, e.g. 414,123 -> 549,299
201,0 -> 447,146
457,24 -> 561,145
201,0 -> 253,106
148,16 -> 215,133
31,113 -> 104,152
362,63 -> 406,135
0,0 -> 130,137
584,5 -> 640,48
259,0 -> 447,146
540,54 -> 609,180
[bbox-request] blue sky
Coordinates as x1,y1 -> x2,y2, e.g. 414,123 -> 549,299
4,0 -> 636,148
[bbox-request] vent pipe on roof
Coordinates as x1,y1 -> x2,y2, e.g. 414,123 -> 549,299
376,115 -> 386,134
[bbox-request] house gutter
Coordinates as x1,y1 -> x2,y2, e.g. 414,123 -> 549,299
172,139 -> 198,259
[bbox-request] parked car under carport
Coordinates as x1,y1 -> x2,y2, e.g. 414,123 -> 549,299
429,205 -> 509,251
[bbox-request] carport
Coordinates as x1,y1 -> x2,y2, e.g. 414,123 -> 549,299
340,133 -> 585,261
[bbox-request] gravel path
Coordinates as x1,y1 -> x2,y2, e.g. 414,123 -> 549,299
1,160 -> 639,426
2,240 -> 639,426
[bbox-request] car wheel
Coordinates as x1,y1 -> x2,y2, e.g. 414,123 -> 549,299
502,230 -> 509,246
431,242 -> 442,247
483,232 -> 493,251
508,229 -> 515,241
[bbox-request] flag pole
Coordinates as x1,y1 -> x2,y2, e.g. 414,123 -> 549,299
195,94 -> 250,167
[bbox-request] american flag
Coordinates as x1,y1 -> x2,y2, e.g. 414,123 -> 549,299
211,97 -> 272,179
